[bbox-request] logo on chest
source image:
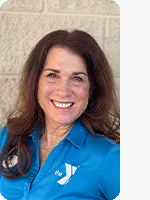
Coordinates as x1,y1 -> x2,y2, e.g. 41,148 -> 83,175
54,163 -> 80,185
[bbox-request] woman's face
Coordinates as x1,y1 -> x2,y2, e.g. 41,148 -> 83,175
37,47 -> 90,126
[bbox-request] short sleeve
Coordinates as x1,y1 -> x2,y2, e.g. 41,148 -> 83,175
98,145 -> 120,200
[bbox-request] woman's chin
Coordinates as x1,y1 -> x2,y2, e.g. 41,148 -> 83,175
46,115 -> 77,126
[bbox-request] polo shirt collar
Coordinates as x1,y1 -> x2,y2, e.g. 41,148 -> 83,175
29,127 -> 41,140
29,119 -> 88,148
65,119 -> 88,149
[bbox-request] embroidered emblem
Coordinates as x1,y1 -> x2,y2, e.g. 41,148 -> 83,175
55,170 -> 63,177
57,163 -> 79,185
2,155 -> 18,168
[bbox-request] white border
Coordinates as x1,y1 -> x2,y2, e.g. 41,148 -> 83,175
113,0 -> 121,7
121,0 -> 150,199
0,0 -> 7,7
0,193 -> 6,200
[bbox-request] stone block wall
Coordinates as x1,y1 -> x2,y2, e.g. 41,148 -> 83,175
0,0 -> 120,127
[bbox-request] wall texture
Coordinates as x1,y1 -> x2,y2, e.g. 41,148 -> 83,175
0,0 -> 120,127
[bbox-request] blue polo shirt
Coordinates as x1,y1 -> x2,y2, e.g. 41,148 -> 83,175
0,119 -> 120,200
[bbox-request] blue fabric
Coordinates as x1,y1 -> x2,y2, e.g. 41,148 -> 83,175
0,119 -> 120,200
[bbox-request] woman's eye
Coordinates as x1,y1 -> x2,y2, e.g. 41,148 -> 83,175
47,73 -> 58,78
72,76 -> 83,82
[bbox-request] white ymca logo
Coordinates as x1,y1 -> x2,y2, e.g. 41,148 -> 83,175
56,163 -> 79,185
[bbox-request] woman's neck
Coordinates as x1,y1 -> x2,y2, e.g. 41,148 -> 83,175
41,120 -> 74,146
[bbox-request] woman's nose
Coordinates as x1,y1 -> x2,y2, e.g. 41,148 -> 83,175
55,79 -> 72,97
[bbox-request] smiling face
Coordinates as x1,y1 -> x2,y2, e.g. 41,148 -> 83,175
37,47 -> 90,127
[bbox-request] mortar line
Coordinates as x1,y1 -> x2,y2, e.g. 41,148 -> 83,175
0,10 -> 120,18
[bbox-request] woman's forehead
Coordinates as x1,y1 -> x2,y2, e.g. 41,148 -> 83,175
44,47 -> 87,72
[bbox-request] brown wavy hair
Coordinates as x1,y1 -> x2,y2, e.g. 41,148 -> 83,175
0,29 -> 120,179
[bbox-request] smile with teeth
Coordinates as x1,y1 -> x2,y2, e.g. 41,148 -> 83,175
52,100 -> 73,108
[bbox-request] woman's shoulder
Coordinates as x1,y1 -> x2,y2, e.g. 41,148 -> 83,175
0,125 -> 9,149
86,132 -> 120,158
85,133 -> 120,199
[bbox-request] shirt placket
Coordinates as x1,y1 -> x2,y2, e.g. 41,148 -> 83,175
27,138 -> 66,199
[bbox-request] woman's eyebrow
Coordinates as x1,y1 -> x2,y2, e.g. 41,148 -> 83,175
43,68 -> 60,73
72,72 -> 88,76
43,68 -> 88,76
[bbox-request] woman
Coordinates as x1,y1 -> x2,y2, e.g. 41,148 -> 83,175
0,29 -> 120,200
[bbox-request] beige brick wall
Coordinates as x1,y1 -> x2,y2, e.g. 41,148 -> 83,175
0,0 -> 120,127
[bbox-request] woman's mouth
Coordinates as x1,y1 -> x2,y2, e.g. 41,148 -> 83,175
51,100 -> 74,108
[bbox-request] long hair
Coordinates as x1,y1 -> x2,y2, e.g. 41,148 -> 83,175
0,29 -> 120,179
